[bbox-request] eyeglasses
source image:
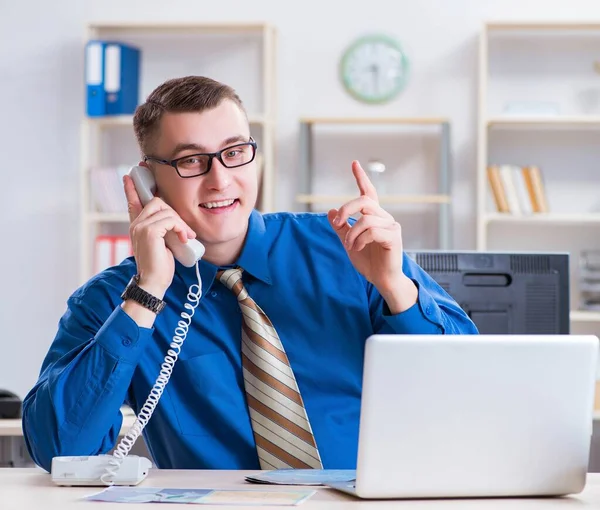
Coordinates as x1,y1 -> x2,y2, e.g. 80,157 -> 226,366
144,137 -> 258,178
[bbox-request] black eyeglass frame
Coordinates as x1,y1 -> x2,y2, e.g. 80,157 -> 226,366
143,137 -> 258,178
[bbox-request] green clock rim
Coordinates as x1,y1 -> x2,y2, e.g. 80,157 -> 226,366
339,33 -> 410,104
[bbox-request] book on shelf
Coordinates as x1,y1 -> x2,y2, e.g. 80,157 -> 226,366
90,165 -> 129,213
94,235 -> 133,275
487,165 -> 548,215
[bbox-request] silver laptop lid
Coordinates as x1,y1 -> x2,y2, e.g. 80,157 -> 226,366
355,334 -> 598,499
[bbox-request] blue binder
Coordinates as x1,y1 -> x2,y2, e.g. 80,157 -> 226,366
104,42 -> 141,116
85,40 -> 106,117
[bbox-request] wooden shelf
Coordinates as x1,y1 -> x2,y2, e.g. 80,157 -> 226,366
296,194 -> 452,205
85,115 -> 134,127
88,22 -> 270,33
85,114 -> 270,128
300,117 -> 448,126
486,21 -> 600,31
87,212 -> 129,223
571,310 -> 600,323
484,213 -> 600,225
487,116 -> 600,128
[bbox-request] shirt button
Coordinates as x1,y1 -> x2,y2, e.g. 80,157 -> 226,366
211,291 -> 218,298
122,338 -> 132,346
426,306 -> 432,315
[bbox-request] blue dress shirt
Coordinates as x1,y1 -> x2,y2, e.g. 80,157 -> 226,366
22,211 -> 478,472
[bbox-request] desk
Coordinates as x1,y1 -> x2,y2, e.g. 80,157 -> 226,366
2,469 -> 600,509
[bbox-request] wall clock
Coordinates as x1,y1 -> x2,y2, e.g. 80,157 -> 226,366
339,34 -> 409,104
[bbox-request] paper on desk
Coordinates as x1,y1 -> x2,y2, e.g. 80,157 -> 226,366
84,486 -> 315,506
245,469 -> 356,486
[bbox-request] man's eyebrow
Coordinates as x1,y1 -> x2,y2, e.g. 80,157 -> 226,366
170,135 -> 249,159
170,143 -> 204,159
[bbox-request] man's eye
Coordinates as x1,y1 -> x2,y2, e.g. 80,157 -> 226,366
225,150 -> 240,158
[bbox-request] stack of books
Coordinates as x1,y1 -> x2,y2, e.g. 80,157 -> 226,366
487,165 -> 549,215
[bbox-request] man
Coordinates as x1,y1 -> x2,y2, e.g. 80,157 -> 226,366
22,76 -> 478,473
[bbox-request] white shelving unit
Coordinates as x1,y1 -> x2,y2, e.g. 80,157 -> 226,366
297,117 -> 453,249
476,21 -> 600,334
79,22 -> 277,284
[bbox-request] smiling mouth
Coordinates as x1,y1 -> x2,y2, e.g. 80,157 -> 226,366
199,199 -> 239,209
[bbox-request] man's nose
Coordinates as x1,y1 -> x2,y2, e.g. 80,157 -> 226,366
206,159 -> 231,190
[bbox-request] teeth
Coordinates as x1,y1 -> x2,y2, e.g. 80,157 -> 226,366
201,199 -> 235,209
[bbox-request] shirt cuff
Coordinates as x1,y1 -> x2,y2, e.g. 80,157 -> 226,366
382,279 -> 444,334
94,305 -> 155,364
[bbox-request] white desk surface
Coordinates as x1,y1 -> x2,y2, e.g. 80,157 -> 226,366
2,468 -> 600,509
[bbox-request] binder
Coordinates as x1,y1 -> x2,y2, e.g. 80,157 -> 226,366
114,236 -> 133,265
104,42 -> 141,115
94,235 -> 133,274
94,235 -> 113,274
85,41 -> 106,117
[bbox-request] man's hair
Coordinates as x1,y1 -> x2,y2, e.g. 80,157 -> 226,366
133,75 -> 246,155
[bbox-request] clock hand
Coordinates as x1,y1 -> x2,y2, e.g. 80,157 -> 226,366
370,64 -> 380,95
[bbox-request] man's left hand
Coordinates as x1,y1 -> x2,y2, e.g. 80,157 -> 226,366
327,160 -> 418,314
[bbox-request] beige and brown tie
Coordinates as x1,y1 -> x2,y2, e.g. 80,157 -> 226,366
217,268 -> 323,470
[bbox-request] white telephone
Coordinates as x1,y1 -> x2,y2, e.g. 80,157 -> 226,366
51,165 -> 205,487
129,165 -> 205,266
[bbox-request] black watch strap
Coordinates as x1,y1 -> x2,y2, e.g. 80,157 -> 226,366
121,275 -> 166,314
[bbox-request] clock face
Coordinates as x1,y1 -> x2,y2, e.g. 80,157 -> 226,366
340,34 -> 409,104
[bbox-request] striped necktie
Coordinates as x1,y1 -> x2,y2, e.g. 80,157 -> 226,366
217,268 -> 323,470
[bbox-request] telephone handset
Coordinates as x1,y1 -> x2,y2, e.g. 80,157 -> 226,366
51,166 -> 205,487
129,165 -> 205,266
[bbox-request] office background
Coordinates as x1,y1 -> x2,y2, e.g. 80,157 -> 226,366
2,0 -> 600,401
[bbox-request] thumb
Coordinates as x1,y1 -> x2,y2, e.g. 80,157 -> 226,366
327,209 -> 351,245
123,174 -> 143,223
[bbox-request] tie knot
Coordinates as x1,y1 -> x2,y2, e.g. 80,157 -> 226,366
217,268 -> 248,300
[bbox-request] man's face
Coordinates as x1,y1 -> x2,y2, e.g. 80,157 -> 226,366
149,100 -> 258,249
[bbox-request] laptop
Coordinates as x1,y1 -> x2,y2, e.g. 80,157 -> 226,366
326,334 -> 598,499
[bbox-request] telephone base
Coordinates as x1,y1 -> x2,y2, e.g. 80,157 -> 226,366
51,454 -> 152,486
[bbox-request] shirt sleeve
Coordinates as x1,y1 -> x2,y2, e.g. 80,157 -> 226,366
22,273 -> 155,472
368,252 -> 479,335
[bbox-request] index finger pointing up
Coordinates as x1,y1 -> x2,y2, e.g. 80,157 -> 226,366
352,160 -> 379,202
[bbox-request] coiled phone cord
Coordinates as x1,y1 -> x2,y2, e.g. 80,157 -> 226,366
101,262 -> 203,485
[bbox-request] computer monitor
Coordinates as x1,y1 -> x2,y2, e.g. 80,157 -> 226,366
406,251 -> 570,334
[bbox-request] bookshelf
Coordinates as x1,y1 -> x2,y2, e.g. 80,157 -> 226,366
297,117 -> 453,249
476,21 -> 600,337
79,22 -> 277,284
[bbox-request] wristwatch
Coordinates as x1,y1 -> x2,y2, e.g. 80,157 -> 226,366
121,275 -> 166,314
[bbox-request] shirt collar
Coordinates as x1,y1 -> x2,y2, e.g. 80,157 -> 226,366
235,209 -> 272,285
174,209 -> 271,295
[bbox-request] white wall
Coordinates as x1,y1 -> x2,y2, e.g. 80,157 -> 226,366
2,0 -> 600,398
